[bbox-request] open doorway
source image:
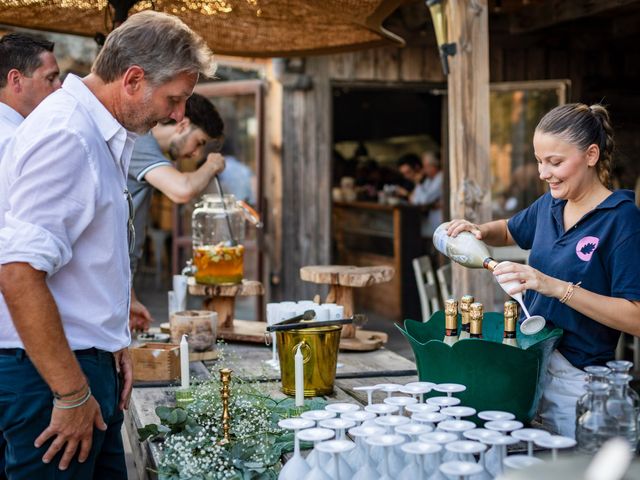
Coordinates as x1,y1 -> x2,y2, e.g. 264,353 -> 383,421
331,82 -> 444,321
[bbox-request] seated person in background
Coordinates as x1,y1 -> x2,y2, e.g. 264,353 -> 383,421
128,93 -> 225,331
415,150 -> 443,237
213,131 -> 255,204
396,153 -> 425,200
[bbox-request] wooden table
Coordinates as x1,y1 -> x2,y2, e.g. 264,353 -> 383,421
125,343 -> 417,479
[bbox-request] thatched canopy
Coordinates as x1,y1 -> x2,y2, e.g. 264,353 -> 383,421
0,0 -> 407,57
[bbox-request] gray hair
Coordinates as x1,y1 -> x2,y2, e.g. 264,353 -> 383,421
92,10 -> 216,85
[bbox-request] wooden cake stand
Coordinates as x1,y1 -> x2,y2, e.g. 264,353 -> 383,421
299,265 -> 395,351
187,278 -> 266,343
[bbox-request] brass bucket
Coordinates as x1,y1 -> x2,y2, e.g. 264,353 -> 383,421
276,325 -> 342,396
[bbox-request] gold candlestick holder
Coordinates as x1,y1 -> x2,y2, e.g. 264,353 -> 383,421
219,368 -> 232,444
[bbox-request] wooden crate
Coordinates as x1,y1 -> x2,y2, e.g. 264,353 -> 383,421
130,343 -> 180,382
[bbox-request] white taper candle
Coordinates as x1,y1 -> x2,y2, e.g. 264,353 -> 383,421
180,334 -> 190,389
295,344 -> 304,407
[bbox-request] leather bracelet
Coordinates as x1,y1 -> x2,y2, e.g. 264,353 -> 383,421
53,382 -> 88,400
53,388 -> 92,410
560,281 -> 582,304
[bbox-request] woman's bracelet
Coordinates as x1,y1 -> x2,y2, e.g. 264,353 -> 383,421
560,281 -> 582,304
53,388 -> 92,410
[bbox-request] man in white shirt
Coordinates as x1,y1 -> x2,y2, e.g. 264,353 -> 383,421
414,150 -> 443,237
0,31 -> 61,480
0,11 -> 216,479
0,33 -> 61,158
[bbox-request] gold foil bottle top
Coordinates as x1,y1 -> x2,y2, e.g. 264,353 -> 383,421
470,302 -> 483,335
445,299 -> 458,329
470,302 -> 483,321
445,298 -> 458,316
460,295 -> 474,311
504,300 -> 518,319
504,300 -> 518,333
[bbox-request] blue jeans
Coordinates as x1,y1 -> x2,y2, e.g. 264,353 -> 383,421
0,349 -> 127,479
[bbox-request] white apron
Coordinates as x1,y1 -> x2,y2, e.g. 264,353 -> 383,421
538,350 -> 587,438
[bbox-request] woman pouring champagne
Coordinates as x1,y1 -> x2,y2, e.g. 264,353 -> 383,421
445,103 -> 640,437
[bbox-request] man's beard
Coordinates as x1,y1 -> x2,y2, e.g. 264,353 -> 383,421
121,88 -> 161,134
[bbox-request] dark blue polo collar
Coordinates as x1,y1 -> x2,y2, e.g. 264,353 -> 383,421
551,190 -> 634,235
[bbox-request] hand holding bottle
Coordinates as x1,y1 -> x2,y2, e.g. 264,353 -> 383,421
446,219 -> 484,239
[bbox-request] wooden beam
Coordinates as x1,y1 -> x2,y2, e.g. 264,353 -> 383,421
446,0 -> 494,306
510,0 -> 640,34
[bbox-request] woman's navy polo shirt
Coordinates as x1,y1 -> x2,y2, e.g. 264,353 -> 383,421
507,190 -> 640,369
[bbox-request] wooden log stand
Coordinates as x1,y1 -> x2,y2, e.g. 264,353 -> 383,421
188,278 -> 266,343
299,265 -> 394,351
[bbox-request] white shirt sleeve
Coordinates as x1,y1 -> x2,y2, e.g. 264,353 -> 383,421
0,129 -> 97,275
421,171 -> 443,206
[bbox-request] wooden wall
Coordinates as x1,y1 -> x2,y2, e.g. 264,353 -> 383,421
489,14 -> 640,187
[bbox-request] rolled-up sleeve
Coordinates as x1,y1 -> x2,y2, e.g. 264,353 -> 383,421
0,130 -> 96,275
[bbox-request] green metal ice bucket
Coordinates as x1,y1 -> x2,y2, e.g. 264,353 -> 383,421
396,311 -> 563,423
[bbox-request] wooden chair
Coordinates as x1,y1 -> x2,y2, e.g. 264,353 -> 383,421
412,255 -> 441,322
436,263 -> 452,307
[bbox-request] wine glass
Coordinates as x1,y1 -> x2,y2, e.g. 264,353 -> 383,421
534,435 -> 576,462
353,385 -> 381,406
399,441 -> 434,480
376,383 -> 403,398
495,261 -> 546,335
265,303 -> 284,369
341,410 -> 377,428
297,427 -> 335,471
419,431 -> 458,463
503,454 -> 544,471
427,396 -> 461,408
406,403 -> 440,416
482,434 -> 518,477
433,383 -> 466,397
395,422 -> 433,442
374,414 -> 410,434
510,428 -> 551,457
277,417 -> 315,480
404,441 -> 442,479
365,434 -> 405,480
477,410 -> 515,422
412,411 -> 447,429
319,418 -> 356,440
462,429 -> 503,480
437,420 -> 476,439
301,410 -> 337,422
384,395 -> 418,415
400,384 -> 433,403
439,460 -> 483,480
441,406 -> 476,421
316,439 -> 356,480
405,381 -> 436,392
445,440 -> 486,463
365,403 -> 399,416
348,425 -> 385,477
484,419 -> 524,434
325,403 -> 361,417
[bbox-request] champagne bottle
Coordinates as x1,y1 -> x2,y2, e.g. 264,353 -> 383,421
443,298 -> 459,345
433,223 -> 499,270
433,222 -> 524,303
503,300 -> 519,347
459,294 -> 474,339
469,302 -> 483,339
